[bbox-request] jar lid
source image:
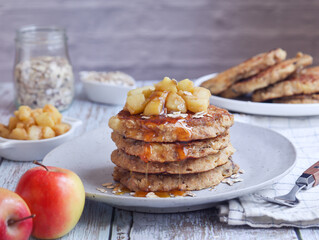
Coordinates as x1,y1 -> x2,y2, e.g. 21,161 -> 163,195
16,25 -> 67,44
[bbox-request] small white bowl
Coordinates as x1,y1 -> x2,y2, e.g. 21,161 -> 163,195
0,117 -> 82,161
80,71 -> 136,105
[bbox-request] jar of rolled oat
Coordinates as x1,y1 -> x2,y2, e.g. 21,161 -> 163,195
14,26 -> 74,111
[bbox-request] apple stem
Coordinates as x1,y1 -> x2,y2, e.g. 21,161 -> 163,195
8,214 -> 36,226
33,160 -> 49,171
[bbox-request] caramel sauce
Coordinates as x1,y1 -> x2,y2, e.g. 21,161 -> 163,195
114,187 -> 131,195
145,162 -> 149,189
176,143 -> 188,161
134,190 -> 186,198
140,144 -> 152,162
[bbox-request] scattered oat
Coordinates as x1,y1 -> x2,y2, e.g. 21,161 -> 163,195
102,182 -> 113,187
222,176 -> 244,186
184,191 -> 196,197
192,111 -> 207,119
167,112 -> 188,118
221,178 -> 234,186
146,192 -> 159,198
239,169 -> 245,174
182,91 -> 192,96
96,187 -> 107,193
106,185 -> 115,189
230,174 -> 240,179
141,115 -> 151,119
232,178 -> 243,183
206,114 -> 213,117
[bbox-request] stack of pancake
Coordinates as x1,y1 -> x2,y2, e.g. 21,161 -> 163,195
201,48 -> 319,103
108,105 -> 238,193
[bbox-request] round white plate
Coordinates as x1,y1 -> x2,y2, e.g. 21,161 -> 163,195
195,73 -> 319,117
43,122 -> 296,213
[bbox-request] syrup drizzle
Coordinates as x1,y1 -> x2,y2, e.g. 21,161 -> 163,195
140,144 -> 152,162
134,190 -> 186,198
176,143 -> 187,161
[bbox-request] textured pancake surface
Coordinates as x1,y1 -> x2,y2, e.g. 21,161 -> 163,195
220,53 -> 313,99
113,160 -> 238,192
111,131 -> 230,162
273,94 -> 319,104
200,48 -> 286,95
111,144 -> 235,174
252,66 -> 319,102
108,105 -> 234,142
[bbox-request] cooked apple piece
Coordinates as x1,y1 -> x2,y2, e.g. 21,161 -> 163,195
9,128 -> 28,140
166,92 -> 187,113
193,87 -> 211,100
177,79 -> 194,93
35,113 -> 55,128
142,88 -> 154,99
143,91 -> 168,115
8,117 -> 18,131
181,94 -> 209,113
27,125 -> 42,140
128,86 -> 155,96
42,126 -> 56,139
31,108 -> 43,119
154,77 -> 177,93
54,123 -> 70,136
22,117 -> 35,128
125,94 -> 146,114
0,124 -> 9,138
43,104 -> 62,124
18,106 -> 32,121
16,122 -> 25,129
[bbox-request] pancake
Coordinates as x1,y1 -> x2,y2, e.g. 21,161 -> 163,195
252,66 -> 319,102
113,160 -> 239,192
111,131 -> 230,162
220,53 -> 313,99
108,105 -> 233,142
200,48 -> 286,95
273,93 -> 319,104
111,144 -> 235,174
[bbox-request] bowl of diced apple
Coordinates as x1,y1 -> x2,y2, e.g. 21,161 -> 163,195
0,105 -> 82,161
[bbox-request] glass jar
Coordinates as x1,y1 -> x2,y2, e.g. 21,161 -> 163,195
14,26 -> 74,111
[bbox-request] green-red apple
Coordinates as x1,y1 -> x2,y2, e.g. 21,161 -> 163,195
0,188 -> 34,240
15,162 -> 85,239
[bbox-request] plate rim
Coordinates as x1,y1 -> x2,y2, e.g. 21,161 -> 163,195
43,122 -> 297,212
195,73 -> 319,117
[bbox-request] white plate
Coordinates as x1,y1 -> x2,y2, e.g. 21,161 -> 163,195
195,73 -> 319,117
43,122 -> 296,213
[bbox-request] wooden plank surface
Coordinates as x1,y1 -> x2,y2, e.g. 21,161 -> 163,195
0,83 -> 302,240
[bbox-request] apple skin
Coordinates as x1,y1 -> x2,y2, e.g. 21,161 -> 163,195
0,188 -> 33,240
15,166 -> 85,239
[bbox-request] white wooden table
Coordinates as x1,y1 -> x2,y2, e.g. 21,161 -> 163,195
0,83 -> 318,240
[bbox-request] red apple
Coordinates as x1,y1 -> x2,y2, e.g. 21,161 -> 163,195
15,162 -> 85,239
0,188 -> 34,240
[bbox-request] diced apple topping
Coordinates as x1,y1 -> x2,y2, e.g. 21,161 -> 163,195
124,77 -> 211,115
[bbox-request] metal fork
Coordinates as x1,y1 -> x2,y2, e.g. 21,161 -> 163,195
260,161 -> 319,207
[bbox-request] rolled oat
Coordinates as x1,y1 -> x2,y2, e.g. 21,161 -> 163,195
14,56 -> 74,111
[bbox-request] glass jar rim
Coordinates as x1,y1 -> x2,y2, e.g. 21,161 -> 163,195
16,25 -> 67,43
